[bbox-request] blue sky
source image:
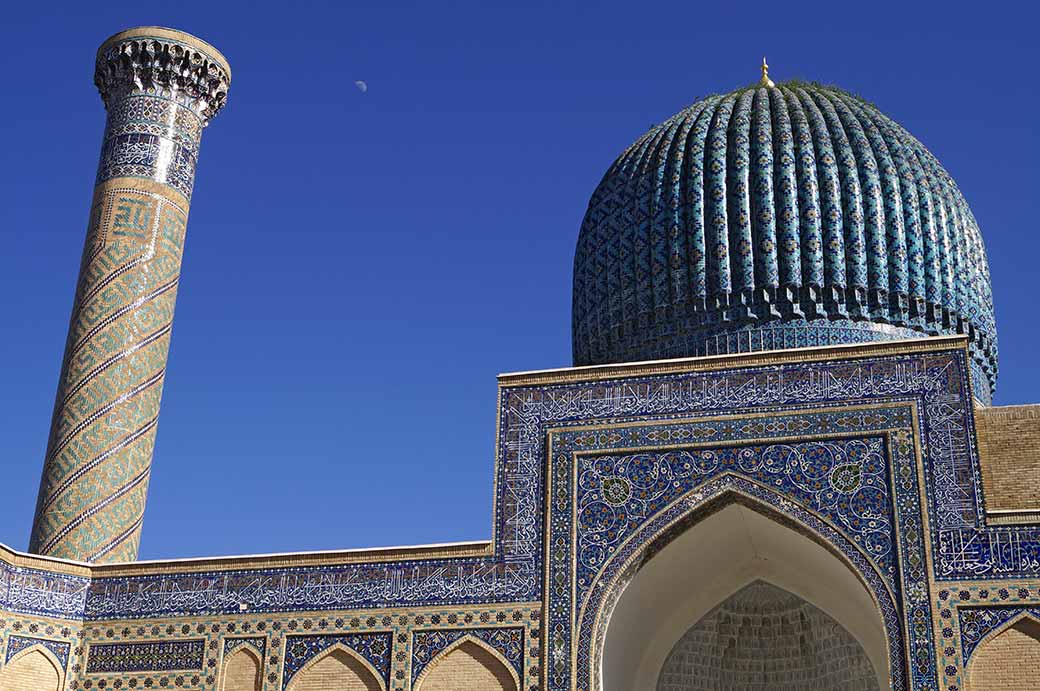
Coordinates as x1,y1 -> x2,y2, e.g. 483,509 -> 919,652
1,1 -> 1036,560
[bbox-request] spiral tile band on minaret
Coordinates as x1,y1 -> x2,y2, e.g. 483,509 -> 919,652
28,27 -> 231,563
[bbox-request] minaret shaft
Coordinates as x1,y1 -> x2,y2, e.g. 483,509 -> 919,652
29,27 -> 230,563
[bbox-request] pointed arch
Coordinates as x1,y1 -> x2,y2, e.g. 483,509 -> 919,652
967,612 -> 1040,691
1,645 -> 64,691
657,580 -> 879,690
414,635 -> 519,691
587,484 -> 899,691
220,644 -> 262,691
285,643 -> 384,691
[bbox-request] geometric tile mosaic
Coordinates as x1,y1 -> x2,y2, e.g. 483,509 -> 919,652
223,635 -> 266,659
935,583 -> 1040,690
85,639 -> 205,673
282,632 -> 392,689
7,339 -> 1040,691
411,627 -> 523,683
572,83 -> 998,403
956,605 -> 1040,663
5,635 -> 71,669
29,25 -> 228,564
546,416 -> 923,691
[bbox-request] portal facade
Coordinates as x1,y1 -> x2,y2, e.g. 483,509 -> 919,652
3,26 -> 1040,691
4,339 -> 1040,691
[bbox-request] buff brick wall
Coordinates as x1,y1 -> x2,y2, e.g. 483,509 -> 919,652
968,619 -> 1040,690
1,648 -> 62,691
288,649 -> 381,691
657,582 -> 878,691
221,648 -> 261,691
43,600 -> 539,691
418,641 -> 516,691
976,404 -> 1040,512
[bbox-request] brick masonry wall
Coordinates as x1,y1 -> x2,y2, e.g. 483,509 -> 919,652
657,582 -> 878,691
288,649 -> 380,691
969,619 -> 1040,690
8,343 -> 1040,691
1,649 -> 62,691
976,404 -> 1040,512
221,648 -> 261,691
418,641 -> 516,691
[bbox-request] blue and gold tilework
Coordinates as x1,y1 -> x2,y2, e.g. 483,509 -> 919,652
86,638 -> 206,673
572,82 -> 999,403
283,633 -> 391,688
5,635 -> 71,669
411,627 -> 523,684
6,33 -> 1040,691
4,338 -> 1040,690
28,27 -> 231,564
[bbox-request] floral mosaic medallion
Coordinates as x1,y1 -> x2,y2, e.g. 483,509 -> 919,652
545,404 -> 933,691
599,477 -> 631,507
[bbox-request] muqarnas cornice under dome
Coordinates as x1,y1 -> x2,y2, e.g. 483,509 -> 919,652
571,81 -> 998,402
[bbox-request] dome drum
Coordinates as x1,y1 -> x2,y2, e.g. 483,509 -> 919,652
572,83 -> 998,402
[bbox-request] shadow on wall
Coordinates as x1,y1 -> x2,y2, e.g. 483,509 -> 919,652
601,502 -> 890,691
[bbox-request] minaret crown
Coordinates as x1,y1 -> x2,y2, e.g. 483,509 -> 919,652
94,26 -> 232,123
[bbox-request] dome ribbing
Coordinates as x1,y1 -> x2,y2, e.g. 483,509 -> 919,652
572,82 -> 997,401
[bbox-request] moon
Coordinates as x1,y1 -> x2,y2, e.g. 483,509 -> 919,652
354,80 -> 368,93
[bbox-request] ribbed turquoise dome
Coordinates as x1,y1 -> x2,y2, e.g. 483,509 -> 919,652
572,81 -> 997,401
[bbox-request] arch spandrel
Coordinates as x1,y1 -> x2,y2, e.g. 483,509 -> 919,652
966,614 -> 1040,691
284,644 -> 384,691
1,645 -> 64,691
220,645 -> 262,691
414,636 -> 519,691
543,403 -> 932,691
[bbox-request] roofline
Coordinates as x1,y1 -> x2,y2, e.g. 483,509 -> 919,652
498,335 -> 970,387
1,335 -> 976,579
0,538 -> 493,578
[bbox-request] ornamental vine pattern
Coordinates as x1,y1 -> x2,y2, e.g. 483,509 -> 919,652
576,439 -> 891,585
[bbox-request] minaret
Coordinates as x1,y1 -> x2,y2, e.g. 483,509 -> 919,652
29,27 -> 231,563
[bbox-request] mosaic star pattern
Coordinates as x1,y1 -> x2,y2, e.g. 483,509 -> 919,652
572,83 -> 998,402
282,632 -> 392,689
5,635 -> 71,669
86,638 -> 206,673
411,627 -> 523,683
956,605 -> 1040,663
223,635 -> 266,660
935,584 -> 1040,690
28,28 -> 231,564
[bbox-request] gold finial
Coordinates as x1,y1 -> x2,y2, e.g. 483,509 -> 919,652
759,57 -> 775,88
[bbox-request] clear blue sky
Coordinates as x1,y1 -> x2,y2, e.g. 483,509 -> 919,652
1,1 -> 1036,560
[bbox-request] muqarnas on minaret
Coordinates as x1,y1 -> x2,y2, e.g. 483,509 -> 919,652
29,27 -> 231,563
